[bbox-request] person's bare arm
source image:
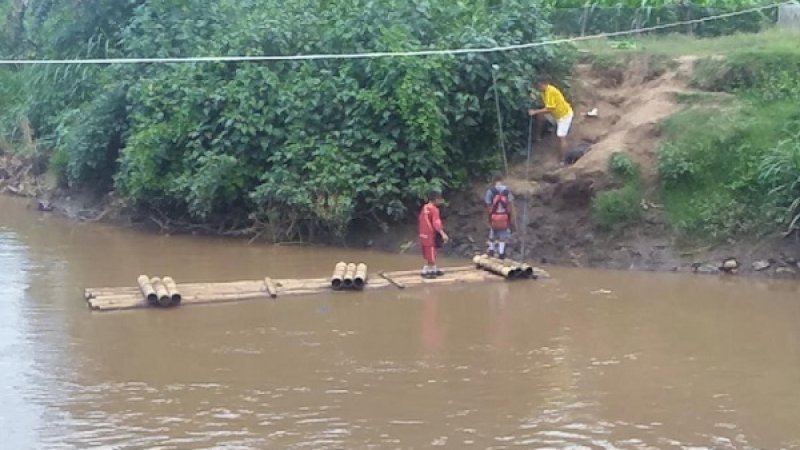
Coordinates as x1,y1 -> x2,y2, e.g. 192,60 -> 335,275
528,107 -> 548,116
432,208 -> 449,243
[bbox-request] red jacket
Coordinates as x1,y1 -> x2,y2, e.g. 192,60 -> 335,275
418,202 -> 443,247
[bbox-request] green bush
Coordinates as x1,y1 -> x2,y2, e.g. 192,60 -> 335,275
657,98 -> 800,239
609,151 -> 639,181
0,69 -> 26,138
758,136 -> 800,227
592,184 -> 642,231
113,0 -> 571,237
55,84 -> 128,189
657,105 -> 743,188
550,4 -> 774,38
592,151 -> 643,231
0,0 -> 574,240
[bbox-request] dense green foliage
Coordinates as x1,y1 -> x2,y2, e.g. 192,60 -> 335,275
658,48 -> 800,240
592,152 -> 643,231
550,1 -> 776,37
544,0 -> 765,6
0,0 -> 572,239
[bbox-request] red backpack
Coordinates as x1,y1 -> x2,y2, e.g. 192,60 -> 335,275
489,188 -> 511,230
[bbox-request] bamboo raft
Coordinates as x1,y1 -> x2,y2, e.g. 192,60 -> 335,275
85,257 -> 549,312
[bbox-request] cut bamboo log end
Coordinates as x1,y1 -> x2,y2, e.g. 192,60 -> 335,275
137,275 -> 158,305
162,276 -> 182,306
150,277 -> 173,307
263,277 -> 278,298
343,263 -> 357,288
519,263 -> 536,279
330,261 -> 347,290
353,263 -> 368,290
473,256 -> 518,279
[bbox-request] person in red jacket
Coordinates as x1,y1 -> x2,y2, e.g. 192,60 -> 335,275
418,190 -> 449,278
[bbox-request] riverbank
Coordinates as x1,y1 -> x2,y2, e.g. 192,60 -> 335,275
4,30 -> 800,279
5,146 -> 800,280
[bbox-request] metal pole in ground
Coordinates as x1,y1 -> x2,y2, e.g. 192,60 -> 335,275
491,64 -> 509,176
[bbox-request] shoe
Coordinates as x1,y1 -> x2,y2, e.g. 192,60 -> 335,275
421,272 -> 436,279
499,253 -> 507,260
487,250 -> 496,257
434,270 -> 445,277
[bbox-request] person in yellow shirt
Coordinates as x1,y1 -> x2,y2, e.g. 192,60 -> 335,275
528,76 -> 574,161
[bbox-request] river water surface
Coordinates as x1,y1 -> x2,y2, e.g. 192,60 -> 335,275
2,195 -> 800,449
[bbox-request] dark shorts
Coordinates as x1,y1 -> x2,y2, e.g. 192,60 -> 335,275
489,229 -> 512,241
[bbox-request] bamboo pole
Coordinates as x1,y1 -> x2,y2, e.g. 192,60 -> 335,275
330,261 -> 347,290
137,275 -> 158,305
343,263 -> 357,289
379,271 -> 405,289
479,256 -> 540,280
385,266 -> 475,277
88,294 -> 146,310
150,277 -> 172,307
84,287 -> 143,297
263,277 -> 278,298
162,276 -> 182,306
353,263 -> 368,290
472,255 -> 517,279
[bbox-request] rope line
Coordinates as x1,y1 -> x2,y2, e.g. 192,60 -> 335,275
0,2 -> 788,65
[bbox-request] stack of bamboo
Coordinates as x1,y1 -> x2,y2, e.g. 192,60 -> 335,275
472,255 -> 539,280
137,275 -> 182,307
330,262 -> 368,290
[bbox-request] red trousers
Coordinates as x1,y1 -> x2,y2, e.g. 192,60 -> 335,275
421,245 -> 437,265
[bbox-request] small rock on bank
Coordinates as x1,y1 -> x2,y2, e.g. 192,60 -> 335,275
752,260 -> 771,271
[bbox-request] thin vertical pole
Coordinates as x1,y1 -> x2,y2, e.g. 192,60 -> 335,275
491,67 -> 509,176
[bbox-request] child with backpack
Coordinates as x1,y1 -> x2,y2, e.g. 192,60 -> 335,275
485,173 -> 514,259
418,189 -> 449,278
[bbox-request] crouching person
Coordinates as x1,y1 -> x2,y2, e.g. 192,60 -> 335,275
485,173 -> 514,260
418,189 -> 449,278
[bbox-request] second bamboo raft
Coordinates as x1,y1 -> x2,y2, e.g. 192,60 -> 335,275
472,255 -> 540,279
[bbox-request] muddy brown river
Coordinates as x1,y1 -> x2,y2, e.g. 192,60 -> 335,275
2,195 -> 800,449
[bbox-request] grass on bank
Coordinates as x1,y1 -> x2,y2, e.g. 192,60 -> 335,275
584,28 -> 800,241
592,152 -> 644,231
577,27 -> 800,58
653,29 -> 800,241
657,101 -> 800,240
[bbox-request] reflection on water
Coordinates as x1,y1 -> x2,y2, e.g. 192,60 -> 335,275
0,230 -> 40,448
2,195 -> 800,449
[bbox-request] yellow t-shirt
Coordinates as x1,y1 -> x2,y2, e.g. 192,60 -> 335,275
542,84 -> 573,120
